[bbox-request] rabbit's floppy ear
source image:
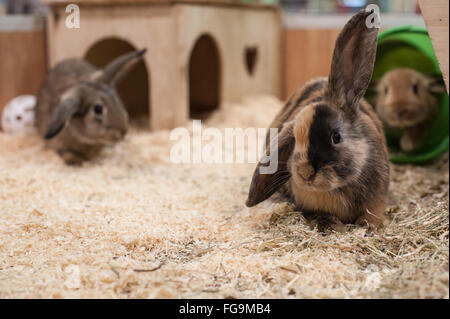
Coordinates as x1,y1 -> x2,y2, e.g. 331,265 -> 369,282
99,49 -> 147,87
246,122 -> 295,207
327,10 -> 379,115
45,96 -> 81,139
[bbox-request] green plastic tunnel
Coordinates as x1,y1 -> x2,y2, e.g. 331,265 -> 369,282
367,25 -> 449,164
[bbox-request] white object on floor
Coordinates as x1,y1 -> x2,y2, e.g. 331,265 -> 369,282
1,95 -> 37,134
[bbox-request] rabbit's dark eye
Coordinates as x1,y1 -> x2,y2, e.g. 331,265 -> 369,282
93,104 -> 103,115
384,86 -> 388,94
413,83 -> 419,95
331,132 -> 341,145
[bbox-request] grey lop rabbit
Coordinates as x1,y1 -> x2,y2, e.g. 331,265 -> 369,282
246,10 -> 390,231
35,49 -> 146,165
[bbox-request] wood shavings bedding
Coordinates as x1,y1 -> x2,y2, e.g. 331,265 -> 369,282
0,95 -> 448,298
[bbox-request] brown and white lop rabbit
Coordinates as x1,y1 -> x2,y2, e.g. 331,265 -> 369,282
246,10 -> 390,231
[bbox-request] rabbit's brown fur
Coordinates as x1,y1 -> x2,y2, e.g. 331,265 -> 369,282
375,68 -> 445,152
246,10 -> 390,231
35,50 -> 146,165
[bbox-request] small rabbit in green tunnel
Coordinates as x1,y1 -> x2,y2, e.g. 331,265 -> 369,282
375,68 -> 446,152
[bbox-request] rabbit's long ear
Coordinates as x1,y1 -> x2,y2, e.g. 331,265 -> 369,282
327,10 -> 379,115
246,122 -> 295,207
45,96 -> 81,139
99,49 -> 147,87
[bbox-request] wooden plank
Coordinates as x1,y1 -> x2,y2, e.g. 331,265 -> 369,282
0,31 -> 47,131
176,4 -> 282,103
283,28 -> 340,99
419,0 -> 449,92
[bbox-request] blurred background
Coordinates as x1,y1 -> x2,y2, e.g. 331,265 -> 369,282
0,0 -> 430,129
0,0 -> 423,17
280,0 -> 420,13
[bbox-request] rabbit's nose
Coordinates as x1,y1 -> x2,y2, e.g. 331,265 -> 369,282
114,131 -> 122,139
300,173 -> 315,182
298,165 -> 315,182
398,110 -> 409,118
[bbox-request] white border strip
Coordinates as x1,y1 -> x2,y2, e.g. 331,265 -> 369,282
0,15 -> 45,32
284,13 -> 425,29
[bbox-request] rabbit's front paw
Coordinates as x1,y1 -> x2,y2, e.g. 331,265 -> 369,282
304,211 -> 346,233
59,150 -> 85,166
400,133 -> 419,152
